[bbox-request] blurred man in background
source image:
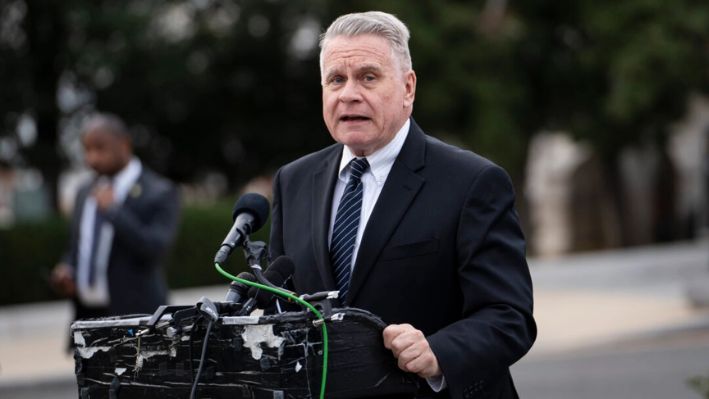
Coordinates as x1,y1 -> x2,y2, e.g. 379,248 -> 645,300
51,113 -> 180,326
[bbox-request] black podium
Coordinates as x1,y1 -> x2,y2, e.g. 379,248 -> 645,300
72,306 -> 418,398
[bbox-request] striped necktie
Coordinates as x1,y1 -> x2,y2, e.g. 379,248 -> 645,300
330,157 -> 369,301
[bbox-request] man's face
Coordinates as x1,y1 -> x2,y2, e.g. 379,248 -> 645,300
321,34 -> 416,156
82,127 -> 131,176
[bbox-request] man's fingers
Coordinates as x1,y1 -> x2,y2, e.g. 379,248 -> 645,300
396,341 -> 423,369
382,323 -> 414,350
404,349 -> 439,378
50,264 -> 76,297
93,185 -> 115,210
50,264 -> 70,284
392,330 -> 424,357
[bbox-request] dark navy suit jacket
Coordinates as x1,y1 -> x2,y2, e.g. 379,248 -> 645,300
270,120 -> 536,399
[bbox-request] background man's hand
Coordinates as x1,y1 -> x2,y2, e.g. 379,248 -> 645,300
383,323 -> 442,379
50,263 -> 76,297
93,183 -> 115,211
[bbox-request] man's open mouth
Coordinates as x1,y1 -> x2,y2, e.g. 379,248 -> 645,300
340,115 -> 370,122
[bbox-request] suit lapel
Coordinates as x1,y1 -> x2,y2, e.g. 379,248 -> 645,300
347,120 -> 427,304
121,170 -> 145,209
311,146 -> 343,291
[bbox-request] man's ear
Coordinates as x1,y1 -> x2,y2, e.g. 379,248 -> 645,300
403,70 -> 417,108
120,136 -> 133,161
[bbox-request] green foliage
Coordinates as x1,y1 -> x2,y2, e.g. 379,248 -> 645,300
689,373 -> 709,399
513,0 -> 709,156
0,217 -> 70,306
76,0 -> 330,184
0,202 -> 271,306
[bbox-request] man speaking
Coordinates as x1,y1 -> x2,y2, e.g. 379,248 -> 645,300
269,11 -> 536,399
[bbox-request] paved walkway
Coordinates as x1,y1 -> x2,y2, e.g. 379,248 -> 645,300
1,239 -> 709,395
528,238 -> 709,357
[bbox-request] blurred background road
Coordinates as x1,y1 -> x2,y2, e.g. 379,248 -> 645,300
2,238 -> 709,399
514,238 -> 709,399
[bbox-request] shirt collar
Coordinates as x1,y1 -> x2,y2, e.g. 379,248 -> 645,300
109,157 -> 142,202
338,119 -> 410,184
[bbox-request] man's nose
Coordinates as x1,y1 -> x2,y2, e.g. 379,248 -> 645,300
338,79 -> 362,102
85,152 -> 99,169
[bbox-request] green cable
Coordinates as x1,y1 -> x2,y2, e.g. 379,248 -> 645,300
214,262 -> 329,399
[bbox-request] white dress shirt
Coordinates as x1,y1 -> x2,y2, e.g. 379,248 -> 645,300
328,119 -> 410,268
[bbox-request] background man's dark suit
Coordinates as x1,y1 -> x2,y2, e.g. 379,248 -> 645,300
270,120 -> 536,399
65,168 -> 180,317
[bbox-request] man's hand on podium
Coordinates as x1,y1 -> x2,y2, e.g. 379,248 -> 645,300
383,323 -> 442,379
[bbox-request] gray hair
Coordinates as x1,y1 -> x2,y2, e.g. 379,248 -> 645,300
319,11 -> 412,73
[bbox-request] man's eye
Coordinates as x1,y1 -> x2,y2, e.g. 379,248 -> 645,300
329,76 -> 345,84
363,74 -> 376,82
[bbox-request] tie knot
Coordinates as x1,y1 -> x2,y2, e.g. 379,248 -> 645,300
349,157 -> 369,181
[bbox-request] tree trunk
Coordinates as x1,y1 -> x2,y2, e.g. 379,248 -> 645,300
23,0 -> 66,213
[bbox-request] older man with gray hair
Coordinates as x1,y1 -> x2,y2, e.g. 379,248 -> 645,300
270,11 -> 536,398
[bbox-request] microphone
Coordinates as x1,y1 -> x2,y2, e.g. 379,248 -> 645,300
239,256 -> 295,315
224,272 -> 256,303
214,193 -> 270,264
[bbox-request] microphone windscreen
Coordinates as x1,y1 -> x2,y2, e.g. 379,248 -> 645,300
248,256 -> 295,308
232,193 -> 270,232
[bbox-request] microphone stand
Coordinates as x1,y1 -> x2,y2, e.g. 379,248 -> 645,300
243,238 -> 268,270
242,238 -> 275,288
235,238 -> 269,316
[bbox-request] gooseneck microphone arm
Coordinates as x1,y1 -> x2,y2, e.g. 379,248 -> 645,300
213,193 -> 270,264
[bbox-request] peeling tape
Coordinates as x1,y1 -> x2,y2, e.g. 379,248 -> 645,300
135,347 -> 177,371
73,331 -> 86,347
77,346 -> 112,359
241,324 -> 285,360
74,331 -> 113,359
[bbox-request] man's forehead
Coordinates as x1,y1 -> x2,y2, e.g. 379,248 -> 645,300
82,126 -> 127,145
323,35 -> 393,63
323,61 -> 384,76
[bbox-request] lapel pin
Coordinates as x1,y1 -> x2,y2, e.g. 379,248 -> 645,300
130,184 -> 142,198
